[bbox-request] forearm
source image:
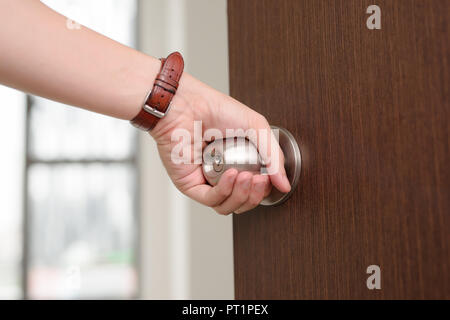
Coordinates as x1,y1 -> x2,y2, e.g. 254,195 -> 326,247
0,0 -> 160,120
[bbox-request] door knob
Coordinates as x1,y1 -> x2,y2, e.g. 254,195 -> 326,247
202,126 -> 301,206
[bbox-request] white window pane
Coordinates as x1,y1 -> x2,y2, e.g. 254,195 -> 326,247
29,98 -> 136,160
0,86 -> 25,299
0,86 -> 26,299
30,0 -> 138,161
27,163 -> 137,299
42,0 -> 137,47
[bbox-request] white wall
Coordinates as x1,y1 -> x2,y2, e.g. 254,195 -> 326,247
0,86 -> 25,299
137,0 -> 234,299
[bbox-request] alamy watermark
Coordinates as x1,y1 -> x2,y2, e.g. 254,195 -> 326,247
366,265 -> 381,290
64,265 -> 81,295
66,19 -> 81,30
366,5 -> 381,30
170,121 -> 281,175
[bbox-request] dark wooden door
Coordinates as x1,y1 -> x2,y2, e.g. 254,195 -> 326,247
228,0 -> 449,299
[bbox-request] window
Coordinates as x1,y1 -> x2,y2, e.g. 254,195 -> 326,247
0,0 -> 139,299
0,87 -> 25,299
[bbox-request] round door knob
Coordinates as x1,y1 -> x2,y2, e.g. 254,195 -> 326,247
202,126 -> 301,206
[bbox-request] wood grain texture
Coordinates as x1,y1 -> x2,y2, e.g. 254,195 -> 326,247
228,0 -> 449,299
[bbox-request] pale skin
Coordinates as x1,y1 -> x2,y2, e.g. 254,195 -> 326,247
0,0 -> 290,214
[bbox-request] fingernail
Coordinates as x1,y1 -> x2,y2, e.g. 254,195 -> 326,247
242,178 -> 251,190
283,174 -> 291,189
228,171 -> 237,182
255,182 -> 265,193
227,168 -> 237,177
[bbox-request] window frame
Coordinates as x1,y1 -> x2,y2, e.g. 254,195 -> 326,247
20,2 -> 140,298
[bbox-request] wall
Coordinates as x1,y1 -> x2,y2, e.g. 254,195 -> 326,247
137,0 -> 234,299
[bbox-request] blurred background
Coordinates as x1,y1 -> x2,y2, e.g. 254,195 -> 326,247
0,0 -> 233,299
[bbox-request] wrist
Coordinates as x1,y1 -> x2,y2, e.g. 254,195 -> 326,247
150,72 -> 214,142
124,54 -> 161,120
130,52 -> 185,131
177,72 -> 214,120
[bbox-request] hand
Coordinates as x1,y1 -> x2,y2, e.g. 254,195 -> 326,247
151,73 -> 291,215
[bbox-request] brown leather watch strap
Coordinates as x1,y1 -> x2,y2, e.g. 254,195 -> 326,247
130,52 -> 184,131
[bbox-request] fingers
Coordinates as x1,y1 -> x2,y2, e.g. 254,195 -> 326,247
213,171 -> 253,215
210,96 -> 290,193
203,168 -> 238,206
184,168 -> 238,207
250,114 -> 291,193
234,174 -> 271,214
214,172 -> 272,215
185,169 -> 272,215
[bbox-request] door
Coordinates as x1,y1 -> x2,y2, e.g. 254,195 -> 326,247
228,0 -> 449,299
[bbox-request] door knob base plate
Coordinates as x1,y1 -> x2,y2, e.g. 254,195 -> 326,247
260,126 -> 301,206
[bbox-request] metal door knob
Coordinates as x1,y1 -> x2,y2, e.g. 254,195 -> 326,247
202,126 -> 301,206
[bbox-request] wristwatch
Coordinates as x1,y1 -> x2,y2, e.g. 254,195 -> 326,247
130,51 -> 184,131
